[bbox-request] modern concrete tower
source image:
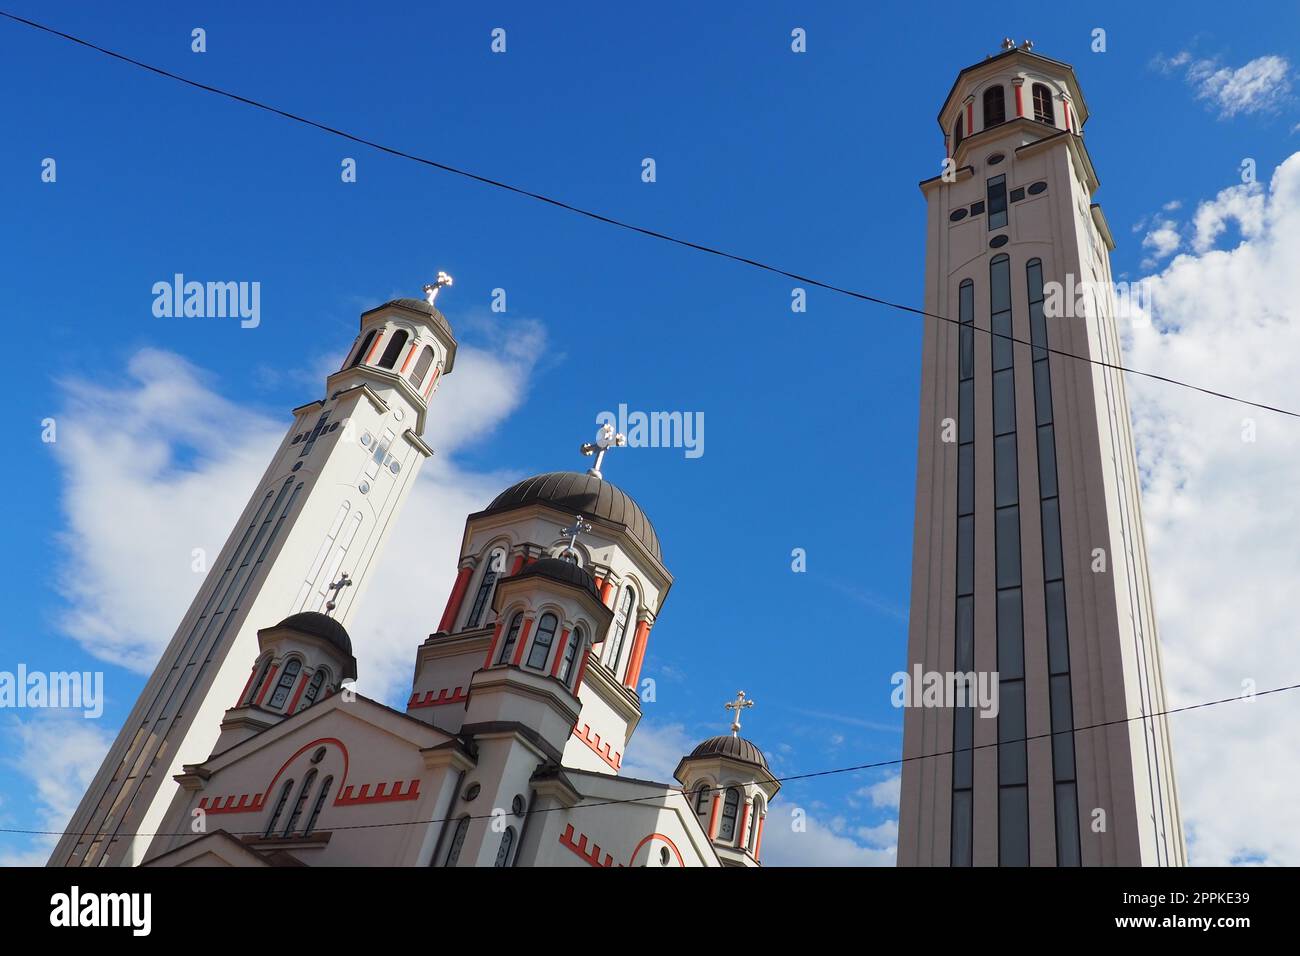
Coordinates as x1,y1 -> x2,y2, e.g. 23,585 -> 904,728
51,282 -> 458,867
898,44 -> 1185,866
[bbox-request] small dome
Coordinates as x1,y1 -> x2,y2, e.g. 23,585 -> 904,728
688,735 -> 769,771
274,612 -> 353,657
512,557 -> 600,597
360,298 -> 458,372
484,472 -> 662,564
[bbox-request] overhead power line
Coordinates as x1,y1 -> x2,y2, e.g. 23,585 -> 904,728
6,680 -> 1296,842
2,10 -> 1297,420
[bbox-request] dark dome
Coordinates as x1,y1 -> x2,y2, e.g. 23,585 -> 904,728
275,612 -> 353,657
360,298 -> 458,372
513,557 -> 600,597
484,472 -> 661,563
688,735 -> 769,770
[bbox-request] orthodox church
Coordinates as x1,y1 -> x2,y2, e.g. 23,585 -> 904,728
52,279 -> 778,868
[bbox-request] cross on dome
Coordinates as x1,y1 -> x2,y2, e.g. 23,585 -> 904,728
423,271 -> 454,305
580,423 -> 627,479
325,572 -> 352,616
560,514 -> 592,561
724,690 -> 755,738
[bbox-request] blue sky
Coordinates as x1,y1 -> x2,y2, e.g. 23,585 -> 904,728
2,2 -> 1299,865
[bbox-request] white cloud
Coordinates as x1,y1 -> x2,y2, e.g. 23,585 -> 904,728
1156,52 -> 1292,118
50,315 -> 545,702
618,720 -> 695,783
1141,219 -> 1182,267
761,809 -> 895,866
1126,151 -> 1300,865
857,772 -> 901,811
0,713 -> 114,866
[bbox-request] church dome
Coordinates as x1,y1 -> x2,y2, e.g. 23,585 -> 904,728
274,612 -> 353,657
360,297 -> 458,371
484,472 -> 662,563
513,557 -> 601,598
688,735 -> 769,771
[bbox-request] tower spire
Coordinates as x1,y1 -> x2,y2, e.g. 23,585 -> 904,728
724,690 -> 754,737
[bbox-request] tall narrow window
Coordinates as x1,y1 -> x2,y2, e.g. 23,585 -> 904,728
987,174 -> 1008,231
526,613 -> 558,670
953,114 -> 964,151
494,827 -> 516,867
444,816 -> 470,866
245,656 -> 273,705
347,330 -> 376,369
300,669 -> 327,710
719,787 -> 741,842
497,612 -> 523,665
264,779 -> 294,838
377,329 -> 409,369
749,798 -> 764,852
284,769 -> 317,836
605,586 -> 635,673
983,85 -> 1006,128
408,345 -> 435,389
558,627 -> 581,685
951,276 -> 976,867
1032,83 -> 1056,125
304,775 -> 333,835
466,550 -> 504,629
268,658 -> 301,710
695,785 -> 710,814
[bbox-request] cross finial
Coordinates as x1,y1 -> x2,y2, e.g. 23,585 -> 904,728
560,514 -> 592,561
423,271 -> 454,305
325,572 -> 352,616
580,423 -> 627,479
724,690 -> 755,738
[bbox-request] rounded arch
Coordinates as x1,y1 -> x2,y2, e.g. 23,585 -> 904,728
604,581 -> 639,674
526,611 -> 560,670
629,832 -> 685,867
465,543 -> 510,629
558,624 -> 583,685
548,538 -> 590,566
1031,81 -> 1057,125
496,610 -> 527,665
346,329 -> 378,369
267,655 -> 304,710
982,83 -> 1007,129
718,786 -> 743,843
245,652 -> 275,705
408,343 -> 436,389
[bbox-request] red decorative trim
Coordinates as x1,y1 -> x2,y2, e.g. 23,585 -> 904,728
235,665 -> 258,708
630,832 -> 685,867
509,553 -> 526,575
398,342 -> 419,375
198,792 -> 265,814
286,672 -> 310,714
363,331 -> 385,365
559,823 -> 622,867
739,801 -> 752,850
263,737 -> 350,808
422,367 -> 440,399
408,686 -> 468,709
550,629 -> 571,678
254,664 -> 279,707
1063,100 -> 1071,132
571,723 -> 622,770
438,566 -> 474,633
599,580 -> 615,608
334,779 -> 421,806
1014,83 -> 1024,117
483,619 -> 505,668
573,648 -> 592,691
707,795 -> 721,840
623,620 -> 651,689
510,617 -> 534,666
966,101 -> 973,135
755,814 -> 766,860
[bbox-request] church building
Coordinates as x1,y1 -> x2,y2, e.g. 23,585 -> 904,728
51,277 -> 778,868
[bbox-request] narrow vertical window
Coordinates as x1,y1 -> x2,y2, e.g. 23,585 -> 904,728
304,775 -> 333,835
268,658 -> 301,710
695,785 -> 710,814
1032,83 -> 1056,125
953,114 -> 964,150
408,345 -> 435,390
749,798 -> 764,852
983,85 -> 1006,128
300,669 -> 327,709
558,627 -> 581,685
466,550 -> 504,629
377,329 -> 409,369
494,827 -> 516,867
264,779 -> 294,838
284,769 -> 317,836
347,330 -> 376,369
987,174 -> 1008,230
718,787 -> 741,842
245,656 -> 273,705
526,613 -> 558,670
951,276 -> 976,866
444,816 -> 470,866
497,612 -> 523,665
605,586 -> 635,673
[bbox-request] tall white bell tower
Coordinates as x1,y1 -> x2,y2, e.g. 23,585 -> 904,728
52,281 -> 458,867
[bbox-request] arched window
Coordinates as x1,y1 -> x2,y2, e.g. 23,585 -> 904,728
444,816 -> 471,866
245,656 -> 273,705
718,787 -> 742,842
558,627 -> 581,685
749,796 -> 764,852
268,658 -> 302,710
408,345 -> 435,389
264,779 -> 294,838
347,330 -> 377,369
377,329 -> 409,369
466,549 -> 505,629
497,612 -> 524,665
284,769 -> 317,836
694,784 -> 711,814
300,668 -> 328,710
1032,83 -> 1055,125
304,775 -> 333,835
983,85 -> 1006,128
526,613 -> 558,670
953,114 -> 964,150
494,826 -> 516,867
605,586 -> 636,673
